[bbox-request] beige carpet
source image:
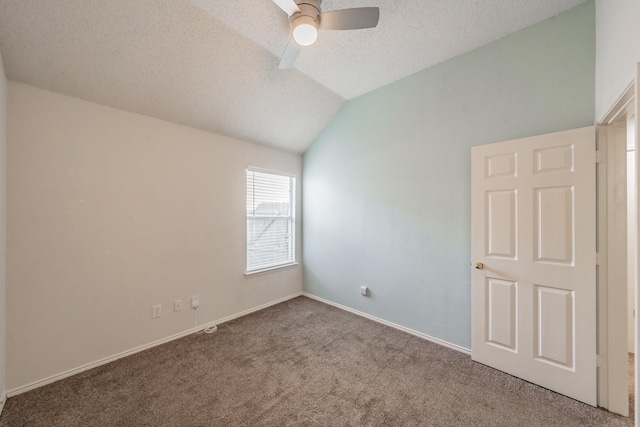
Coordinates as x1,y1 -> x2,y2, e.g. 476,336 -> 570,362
0,296 -> 632,426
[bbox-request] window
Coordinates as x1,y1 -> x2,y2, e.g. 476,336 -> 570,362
246,168 -> 296,273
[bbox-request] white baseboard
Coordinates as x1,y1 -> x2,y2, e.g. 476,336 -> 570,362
302,292 -> 471,355
6,291 -> 467,398
0,393 -> 6,416
7,291 -> 303,397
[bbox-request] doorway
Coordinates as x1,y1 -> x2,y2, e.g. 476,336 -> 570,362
598,83 -> 637,417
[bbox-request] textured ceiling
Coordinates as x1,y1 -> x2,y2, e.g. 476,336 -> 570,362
0,0 -> 589,153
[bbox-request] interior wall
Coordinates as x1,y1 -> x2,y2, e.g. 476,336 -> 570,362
6,83 -> 302,392
595,0 -> 640,121
0,51 -> 7,408
302,2 -> 595,349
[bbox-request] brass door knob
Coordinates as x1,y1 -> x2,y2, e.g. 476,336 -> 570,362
474,262 -> 484,270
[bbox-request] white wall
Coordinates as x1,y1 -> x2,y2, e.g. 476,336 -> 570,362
595,0 -> 640,120
6,83 -> 302,393
0,51 -> 7,411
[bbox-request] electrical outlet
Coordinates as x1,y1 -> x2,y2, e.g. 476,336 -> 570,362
152,304 -> 162,318
174,299 -> 182,312
191,296 -> 200,309
360,286 -> 369,297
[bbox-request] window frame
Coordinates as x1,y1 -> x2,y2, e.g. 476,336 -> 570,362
245,167 -> 297,275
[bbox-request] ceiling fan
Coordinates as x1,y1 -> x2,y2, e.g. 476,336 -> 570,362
273,0 -> 380,69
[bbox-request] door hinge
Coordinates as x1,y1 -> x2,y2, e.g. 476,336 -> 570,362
596,151 -> 606,163
596,354 -> 604,367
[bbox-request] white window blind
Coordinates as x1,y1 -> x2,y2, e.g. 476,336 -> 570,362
246,168 -> 296,272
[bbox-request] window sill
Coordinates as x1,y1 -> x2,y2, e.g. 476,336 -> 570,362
245,262 -> 299,278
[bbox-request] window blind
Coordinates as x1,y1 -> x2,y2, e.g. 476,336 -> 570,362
246,169 -> 296,272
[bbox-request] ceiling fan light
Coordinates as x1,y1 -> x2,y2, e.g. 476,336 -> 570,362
292,15 -> 318,46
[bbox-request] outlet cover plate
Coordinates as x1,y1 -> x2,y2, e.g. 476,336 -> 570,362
152,304 -> 162,318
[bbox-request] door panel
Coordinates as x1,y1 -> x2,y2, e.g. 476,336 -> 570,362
534,144 -> 574,174
485,153 -> 517,178
471,126 -> 596,406
486,278 -> 517,351
534,186 -> 574,264
486,190 -> 517,258
534,285 -> 574,368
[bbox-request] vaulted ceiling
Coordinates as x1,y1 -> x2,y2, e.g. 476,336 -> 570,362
0,0 -> 589,153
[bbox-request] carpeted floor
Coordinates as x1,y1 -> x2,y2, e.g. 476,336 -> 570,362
630,352 -> 635,421
0,296 -> 633,426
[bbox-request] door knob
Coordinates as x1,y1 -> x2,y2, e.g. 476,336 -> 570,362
474,262 -> 484,270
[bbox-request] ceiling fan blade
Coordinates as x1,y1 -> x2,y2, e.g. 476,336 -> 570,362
279,38 -> 301,69
272,0 -> 300,16
319,7 -> 380,30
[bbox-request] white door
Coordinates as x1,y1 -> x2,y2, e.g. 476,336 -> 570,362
471,126 -> 597,406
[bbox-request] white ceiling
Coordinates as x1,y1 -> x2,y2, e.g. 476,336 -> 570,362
0,0 -> 589,153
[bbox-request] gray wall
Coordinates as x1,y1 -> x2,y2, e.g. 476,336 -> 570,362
302,2 -> 595,349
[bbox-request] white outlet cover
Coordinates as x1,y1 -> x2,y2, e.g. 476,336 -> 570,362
174,299 -> 182,312
152,304 -> 162,318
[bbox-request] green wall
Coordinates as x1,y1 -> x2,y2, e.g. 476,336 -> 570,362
302,1 -> 595,349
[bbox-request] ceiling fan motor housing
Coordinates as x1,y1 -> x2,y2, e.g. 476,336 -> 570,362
290,1 -> 320,29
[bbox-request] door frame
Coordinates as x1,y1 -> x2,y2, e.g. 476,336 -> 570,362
598,80 -> 636,416
634,63 -> 639,427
